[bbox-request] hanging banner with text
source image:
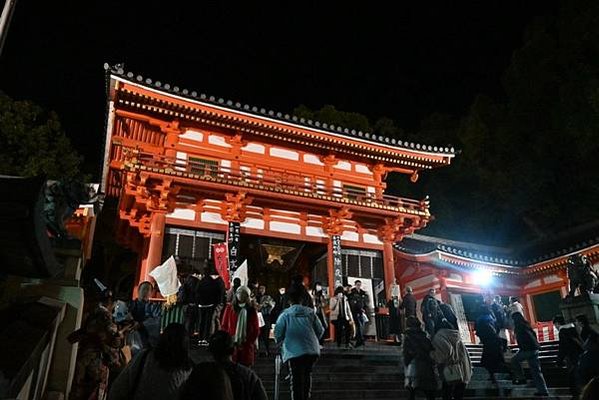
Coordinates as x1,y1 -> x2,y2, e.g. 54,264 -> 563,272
212,242 -> 230,289
332,235 -> 343,289
227,221 -> 241,273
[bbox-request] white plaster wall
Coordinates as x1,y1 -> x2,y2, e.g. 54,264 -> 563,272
355,164 -> 372,174
270,221 -> 301,234
241,218 -> 265,230
270,147 -> 299,161
306,226 -> 327,237
363,233 -> 382,244
341,231 -> 359,241
201,212 -> 227,224
242,143 -> 265,154
180,130 -> 204,141
334,161 -> 352,171
208,135 -> 231,147
304,154 -> 324,166
168,208 -> 196,221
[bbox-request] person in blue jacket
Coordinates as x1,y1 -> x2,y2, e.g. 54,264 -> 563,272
275,282 -> 324,400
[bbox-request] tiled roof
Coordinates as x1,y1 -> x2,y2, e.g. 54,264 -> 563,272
104,63 -> 457,156
395,224 -> 599,268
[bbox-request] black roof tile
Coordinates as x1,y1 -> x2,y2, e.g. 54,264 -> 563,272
105,63 -> 457,155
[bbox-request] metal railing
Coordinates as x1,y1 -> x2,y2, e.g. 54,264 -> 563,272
115,145 -> 428,212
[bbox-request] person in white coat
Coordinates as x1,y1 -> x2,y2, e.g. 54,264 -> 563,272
431,319 -> 473,400
329,286 -> 354,348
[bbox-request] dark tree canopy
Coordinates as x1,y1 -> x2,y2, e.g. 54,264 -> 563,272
295,0 -> 599,246
0,92 -> 82,179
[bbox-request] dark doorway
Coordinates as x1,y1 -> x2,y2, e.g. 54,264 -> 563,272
240,236 -> 327,295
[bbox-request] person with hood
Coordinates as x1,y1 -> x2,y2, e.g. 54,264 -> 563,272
222,286 -> 260,367
431,319 -> 472,400
403,316 -> 438,400
511,312 -> 549,396
108,323 -> 193,400
475,305 -> 504,385
275,282 -> 324,400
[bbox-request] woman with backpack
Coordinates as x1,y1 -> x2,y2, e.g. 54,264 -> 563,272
431,319 -> 472,400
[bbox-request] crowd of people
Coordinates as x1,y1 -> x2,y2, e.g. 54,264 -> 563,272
68,265 -> 358,400
68,264 -> 599,400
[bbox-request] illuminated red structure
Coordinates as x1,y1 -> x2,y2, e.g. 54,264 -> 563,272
101,66 -> 454,309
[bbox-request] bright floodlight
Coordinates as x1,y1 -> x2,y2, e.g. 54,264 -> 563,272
473,269 -> 493,286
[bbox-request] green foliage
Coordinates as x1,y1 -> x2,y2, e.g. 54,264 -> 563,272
0,92 -> 82,179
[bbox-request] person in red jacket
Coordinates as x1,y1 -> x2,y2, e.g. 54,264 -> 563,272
222,286 -> 260,367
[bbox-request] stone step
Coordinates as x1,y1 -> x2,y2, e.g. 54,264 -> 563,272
266,387 -> 570,400
261,378 -> 556,390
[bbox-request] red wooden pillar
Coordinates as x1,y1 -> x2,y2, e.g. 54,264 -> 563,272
383,240 -> 396,296
139,213 -> 166,284
327,237 -> 336,341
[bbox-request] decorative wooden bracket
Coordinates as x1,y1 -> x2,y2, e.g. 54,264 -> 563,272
221,191 -> 253,222
322,207 -> 353,236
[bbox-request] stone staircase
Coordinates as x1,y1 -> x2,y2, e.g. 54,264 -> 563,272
254,341 -> 571,399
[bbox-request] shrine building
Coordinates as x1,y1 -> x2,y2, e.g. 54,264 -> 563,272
100,65 -> 597,341
395,226 -> 599,342
100,65 -> 454,309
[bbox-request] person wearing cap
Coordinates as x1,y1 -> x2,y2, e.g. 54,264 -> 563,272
222,286 -> 260,367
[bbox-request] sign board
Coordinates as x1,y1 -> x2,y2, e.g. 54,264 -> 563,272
332,235 -> 343,289
227,221 -> 241,272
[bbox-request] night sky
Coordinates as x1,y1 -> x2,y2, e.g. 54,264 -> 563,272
0,1 -> 557,178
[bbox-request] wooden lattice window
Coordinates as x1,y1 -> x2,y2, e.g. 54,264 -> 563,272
189,157 -> 219,177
